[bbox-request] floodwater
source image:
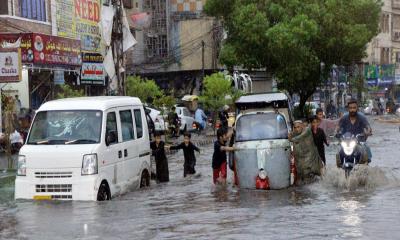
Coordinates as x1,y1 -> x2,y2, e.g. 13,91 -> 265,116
0,117 -> 400,239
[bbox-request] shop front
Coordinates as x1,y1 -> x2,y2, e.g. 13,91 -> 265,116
0,33 -> 81,110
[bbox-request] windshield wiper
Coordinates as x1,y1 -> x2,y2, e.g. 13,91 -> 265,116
65,139 -> 97,144
34,139 -> 68,145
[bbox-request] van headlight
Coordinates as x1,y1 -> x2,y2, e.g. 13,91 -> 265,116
81,154 -> 98,175
17,155 -> 26,176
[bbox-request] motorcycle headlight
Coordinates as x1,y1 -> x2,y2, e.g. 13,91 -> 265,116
81,154 -> 98,175
258,169 -> 267,180
17,155 -> 26,176
349,140 -> 356,149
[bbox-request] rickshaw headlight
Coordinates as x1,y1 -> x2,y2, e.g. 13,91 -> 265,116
258,169 -> 267,180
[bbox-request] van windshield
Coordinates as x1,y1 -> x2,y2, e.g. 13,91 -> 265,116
27,110 -> 102,145
236,112 -> 288,141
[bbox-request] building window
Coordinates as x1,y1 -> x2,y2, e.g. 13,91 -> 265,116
123,0 -> 133,9
0,1 -> 9,15
381,48 -> 390,65
381,13 -> 390,33
20,0 -> 46,22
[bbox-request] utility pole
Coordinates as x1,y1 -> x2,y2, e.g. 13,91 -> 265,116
201,40 -> 205,81
111,0 -> 125,96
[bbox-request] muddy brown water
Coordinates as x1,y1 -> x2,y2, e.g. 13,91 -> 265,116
0,117 -> 399,239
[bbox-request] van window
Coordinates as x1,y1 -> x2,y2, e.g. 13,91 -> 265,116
27,110 -> 102,145
236,112 -> 288,141
120,110 -> 135,141
106,112 -> 118,144
134,109 -> 143,138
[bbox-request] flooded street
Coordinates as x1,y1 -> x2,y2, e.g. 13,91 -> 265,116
0,117 -> 400,239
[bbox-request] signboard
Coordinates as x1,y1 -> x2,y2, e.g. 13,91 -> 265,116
80,62 -> 105,85
0,48 -> 22,83
54,70 -> 65,85
0,33 -> 81,66
54,0 -> 101,53
32,33 -> 81,66
0,33 -> 33,63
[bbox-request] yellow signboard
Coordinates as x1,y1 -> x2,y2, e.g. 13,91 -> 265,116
55,0 -> 101,53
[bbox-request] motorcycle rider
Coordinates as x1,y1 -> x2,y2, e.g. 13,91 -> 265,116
336,99 -> 372,167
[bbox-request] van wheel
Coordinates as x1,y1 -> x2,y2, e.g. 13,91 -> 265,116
97,182 -> 111,201
140,170 -> 150,188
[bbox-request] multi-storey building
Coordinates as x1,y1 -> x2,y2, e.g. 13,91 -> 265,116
364,0 -> 400,100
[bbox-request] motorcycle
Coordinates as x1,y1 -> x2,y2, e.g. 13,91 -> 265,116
336,132 -> 368,178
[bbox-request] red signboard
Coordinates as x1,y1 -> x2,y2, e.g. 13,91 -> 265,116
31,33 -> 81,66
0,33 -> 81,66
0,33 -> 33,63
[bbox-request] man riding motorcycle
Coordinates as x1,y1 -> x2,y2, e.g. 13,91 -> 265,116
336,99 -> 372,168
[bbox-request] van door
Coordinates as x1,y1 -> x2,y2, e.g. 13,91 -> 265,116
118,108 -> 139,185
102,110 -> 123,191
133,107 -> 150,183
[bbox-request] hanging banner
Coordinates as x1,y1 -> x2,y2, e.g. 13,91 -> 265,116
32,33 -> 81,66
54,0 -> 102,53
0,48 -> 22,83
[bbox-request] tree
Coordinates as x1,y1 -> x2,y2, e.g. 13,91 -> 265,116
56,85 -> 85,99
205,0 -> 381,117
126,76 -> 163,104
153,94 -> 176,141
200,73 -> 241,131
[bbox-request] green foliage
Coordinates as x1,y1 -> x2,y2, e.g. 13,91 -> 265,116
153,95 -> 176,112
126,76 -> 163,104
199,73 -> 239,112
56,85 -> 85,99
205,0 -> 381,116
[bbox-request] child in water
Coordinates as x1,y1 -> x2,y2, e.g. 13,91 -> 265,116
170,132 -> 200,177
310,115 -> 329,165
212,128 -> 235,184
150,133 -> 169,182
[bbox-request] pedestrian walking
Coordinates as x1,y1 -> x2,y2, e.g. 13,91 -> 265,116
310,115 -> 329,165
212,128 -> 235,184
150,133 -> 169,182
170,132 -> 200,177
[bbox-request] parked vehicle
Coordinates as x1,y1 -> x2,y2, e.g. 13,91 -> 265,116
293,101 -> 320,116
15,97 -> 151,201
231,92 -> 295,190
175,106 -> 195,133
362,99 -> 375,115
145,107 -> 167,133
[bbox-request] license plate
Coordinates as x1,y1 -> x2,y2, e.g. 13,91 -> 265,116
33,195 -> 52,200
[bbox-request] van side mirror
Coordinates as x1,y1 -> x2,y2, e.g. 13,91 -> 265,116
105,131 -> 117,146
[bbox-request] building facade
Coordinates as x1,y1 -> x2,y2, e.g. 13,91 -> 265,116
364,0 -> 400,100
126,0 -> 222,96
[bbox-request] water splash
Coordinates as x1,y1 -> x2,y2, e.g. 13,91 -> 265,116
319,165 -> 397,191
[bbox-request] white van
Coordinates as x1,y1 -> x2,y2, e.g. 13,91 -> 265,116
15,97 -> 151,201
